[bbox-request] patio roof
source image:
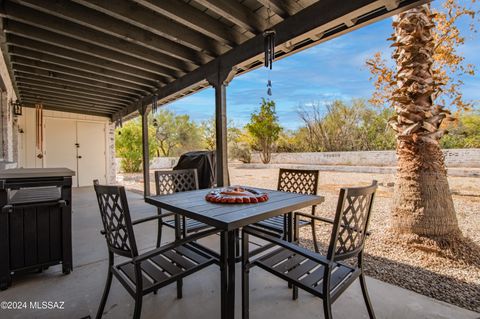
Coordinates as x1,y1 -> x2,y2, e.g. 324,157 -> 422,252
0,0 -> 427,119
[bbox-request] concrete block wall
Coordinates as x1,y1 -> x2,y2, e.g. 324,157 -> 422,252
250,149 -> 480,168
116,156 -> 178,173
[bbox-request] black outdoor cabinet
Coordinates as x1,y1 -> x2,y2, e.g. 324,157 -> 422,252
0,168 -> 74,290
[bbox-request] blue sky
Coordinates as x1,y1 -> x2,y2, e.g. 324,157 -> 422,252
163,1 -> 480,130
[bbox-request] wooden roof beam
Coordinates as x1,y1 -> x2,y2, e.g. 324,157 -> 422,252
11,56 -> 153,95
20,92 -> 124,111
7,35 -> 168,83
72,0 -> 226,56
17,85 -> 131,107
4,22 -> 180,80
1,3 -> 190,73
20,96 -> 120,112
255,0 -> 303,18
11,56 -> 155,93
9,0 -> 208,65
14,67 -> 146,97
15,77 -> 137,103
134,0 -> 249,46
22,102 -> 113,117
9,47 -> 160,87
194,0 -> 266,33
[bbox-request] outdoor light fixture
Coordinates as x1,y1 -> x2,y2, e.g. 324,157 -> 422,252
10,99 -> 22,116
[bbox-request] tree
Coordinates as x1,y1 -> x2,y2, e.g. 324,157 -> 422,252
441,111 -> 480,148
152,109 -> 202,157
298,100 -> 395,152
115,119 -> 157,173
200,118 -> 216,150
245,98 -> 282,164
365,2 -> 479,239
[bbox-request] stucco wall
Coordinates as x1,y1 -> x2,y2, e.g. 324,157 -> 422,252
250,149 -> 480,168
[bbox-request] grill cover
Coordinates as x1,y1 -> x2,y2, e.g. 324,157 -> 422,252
173,151 -> 216,189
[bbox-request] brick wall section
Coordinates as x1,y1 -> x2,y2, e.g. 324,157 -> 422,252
107,122 -> 117,184
250,149 -> 480,168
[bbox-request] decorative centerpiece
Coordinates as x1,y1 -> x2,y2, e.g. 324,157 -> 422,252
205,186 -> 268,204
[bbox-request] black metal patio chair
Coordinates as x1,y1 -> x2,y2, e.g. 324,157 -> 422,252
93,182 -> 217,319
242,181 -> 378,319
154,169 -> 210,246
253,168 -> 321,252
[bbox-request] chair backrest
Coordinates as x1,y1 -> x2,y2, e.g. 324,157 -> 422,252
94,183 -> 138,258
154,169 -> 199,195
277,168 -> 319,195
327,181 -> 377,262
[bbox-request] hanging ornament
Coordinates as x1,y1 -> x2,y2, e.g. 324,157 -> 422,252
152,94 -> 158,114
263,30 -> 276,70
115,116 -> 123,129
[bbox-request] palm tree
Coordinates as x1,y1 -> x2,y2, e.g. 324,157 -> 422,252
389,4 -> 460,238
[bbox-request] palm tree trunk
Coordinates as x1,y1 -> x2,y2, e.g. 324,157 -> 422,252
390,4 -> 460,238
392,140 -> 459,236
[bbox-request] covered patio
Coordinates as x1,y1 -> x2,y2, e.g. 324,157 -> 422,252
0,187 -> 477,319
0,1 -> 476,319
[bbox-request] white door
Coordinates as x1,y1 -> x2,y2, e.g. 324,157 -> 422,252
44,118 -> 78,186
77,121 -> 106,186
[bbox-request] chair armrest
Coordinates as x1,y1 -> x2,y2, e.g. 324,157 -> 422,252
295,212 -> 372,236
100,212 -> 176,235
295,211 -> 334,224
132,227 -> 219,263
243,226 -> 332,267
131,212 -> 175,225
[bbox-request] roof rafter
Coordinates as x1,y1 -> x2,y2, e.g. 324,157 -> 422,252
17,85 -> 130,107
9,47 -> 159,87
21,96 -> 120,112
4,22 -> 180,79
22,102 -> 113,117
11,56 -> 155,93
134,0 -> 249,46
15,77 -> 137,103
14,67 -> 147,97
255,0 -> 303,18
7,35 -> 167,83
72,0 -> 226,56
20,91 -> 124,111
9,0 -> 208,65
194,0 -> 266,33
1,3 -> 191,73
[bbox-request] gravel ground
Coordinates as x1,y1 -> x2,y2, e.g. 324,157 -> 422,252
118,166 -> 480,312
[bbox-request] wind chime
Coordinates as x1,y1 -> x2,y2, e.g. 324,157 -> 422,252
263,4 -> 276,98
35,103 -> 44,157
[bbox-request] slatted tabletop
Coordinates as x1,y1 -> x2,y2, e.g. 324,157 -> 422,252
145,187 -> 324,231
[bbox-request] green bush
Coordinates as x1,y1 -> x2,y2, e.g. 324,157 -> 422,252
115,119 -> 157,173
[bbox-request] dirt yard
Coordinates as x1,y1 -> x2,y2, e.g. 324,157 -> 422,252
119,166 -> 480,312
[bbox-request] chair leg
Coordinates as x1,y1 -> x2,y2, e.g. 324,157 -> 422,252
95,269 -> 113,319
323,299 -> 333,319
96,252 -> 114,319
242,231 -> 250,319
235,229 -> 241,258
177,279 -> 183,299
322,268 -> 333,319
311,220 -> 319,253
133,295 -> 143,319
156,209 -> 163,248
359,273 -> 376,319
292,286 -> 298,300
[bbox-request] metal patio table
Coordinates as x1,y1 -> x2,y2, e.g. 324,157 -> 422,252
145,187 -> 324,319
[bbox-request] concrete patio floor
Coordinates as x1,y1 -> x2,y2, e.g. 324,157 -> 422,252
1,187 -> 478,319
